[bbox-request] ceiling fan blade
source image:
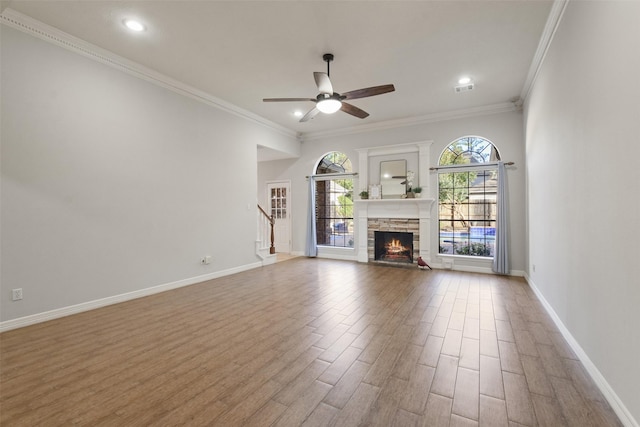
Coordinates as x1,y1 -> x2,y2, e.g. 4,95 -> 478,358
341,84 -> 395,100
341,102 -> 369,119
313,72 -> 333,95
263,98 -> 315,102
300,107 -> 320,122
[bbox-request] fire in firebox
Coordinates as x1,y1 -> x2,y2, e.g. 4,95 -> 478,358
374,231 -> 413,263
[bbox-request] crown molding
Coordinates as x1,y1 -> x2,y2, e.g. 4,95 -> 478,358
520,0 -> 569,102
0,9 -> 298,140
355,140 -> 433,157
300,102 -> 517,142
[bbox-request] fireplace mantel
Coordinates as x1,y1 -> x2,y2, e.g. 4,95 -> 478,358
355,198 -> 435,219
355,198 -> 435,263
356,199 -> 434,204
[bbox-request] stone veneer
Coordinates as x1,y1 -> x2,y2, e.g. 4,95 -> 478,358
367,218 -> 420,264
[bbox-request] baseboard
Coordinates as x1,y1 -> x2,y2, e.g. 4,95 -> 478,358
429,262 -> 525,277
316,247 -> 358,262
261,254 -> 277,266
434,255 -> 525,277
452,266 -> 525,277
524,274 -> 638,427
0,262 -> 263,333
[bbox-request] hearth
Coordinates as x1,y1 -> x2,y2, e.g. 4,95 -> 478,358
374,231 -> 413,264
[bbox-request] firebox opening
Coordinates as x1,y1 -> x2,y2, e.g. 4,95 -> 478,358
374,231 -> 414,264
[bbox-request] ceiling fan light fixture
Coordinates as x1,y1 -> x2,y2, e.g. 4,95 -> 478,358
316,98 -> 342,114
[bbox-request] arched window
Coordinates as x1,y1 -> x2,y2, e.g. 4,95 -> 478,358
316,151 -> 352,175
438,136 -> 501,257
314,152 -> 354,248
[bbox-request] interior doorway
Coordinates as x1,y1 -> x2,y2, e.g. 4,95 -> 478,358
267,181 -> 291,253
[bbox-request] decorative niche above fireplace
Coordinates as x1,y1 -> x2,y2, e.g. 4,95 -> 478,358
355,141 -> 432,200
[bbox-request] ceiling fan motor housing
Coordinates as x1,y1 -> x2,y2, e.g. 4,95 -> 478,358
316,93 -> 342,102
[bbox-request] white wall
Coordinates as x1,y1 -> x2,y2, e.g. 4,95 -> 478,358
524,1 -> 640,424
259,110 -> 527,272
0,26 -> 298,323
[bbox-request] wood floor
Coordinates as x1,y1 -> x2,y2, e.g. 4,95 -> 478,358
276,253 -> 300,263
0,259 -> 622,426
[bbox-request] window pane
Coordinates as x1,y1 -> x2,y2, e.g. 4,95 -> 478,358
478,142 -> 493,162
316,151 -> 353,174
468,201 -> 486,221
454,189 -> 469,215
439,173 -> 454,188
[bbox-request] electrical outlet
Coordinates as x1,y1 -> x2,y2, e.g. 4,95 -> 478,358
12,288 -> 23,301
201,256 -> 212,265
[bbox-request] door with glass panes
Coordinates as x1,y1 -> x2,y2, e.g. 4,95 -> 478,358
267,181 -> 291,253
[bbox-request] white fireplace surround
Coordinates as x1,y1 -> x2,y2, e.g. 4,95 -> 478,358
355,199 -> 435,263
354,141 -> 435,264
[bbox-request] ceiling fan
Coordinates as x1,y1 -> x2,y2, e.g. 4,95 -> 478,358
263,53 -> 395,122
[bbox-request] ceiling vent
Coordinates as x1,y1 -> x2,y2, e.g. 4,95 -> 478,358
454,83 -> 474,93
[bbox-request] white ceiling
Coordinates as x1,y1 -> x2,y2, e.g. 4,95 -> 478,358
3,1 -> 553,140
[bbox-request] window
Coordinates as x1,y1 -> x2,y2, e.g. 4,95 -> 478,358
315,152 -> 354,248
270,187 -> 286,219
438,136 -> 500,257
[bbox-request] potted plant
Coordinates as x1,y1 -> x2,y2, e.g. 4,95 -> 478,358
404,170 -> 415,197
359,190 -> 369,200
412,186 -> 422,198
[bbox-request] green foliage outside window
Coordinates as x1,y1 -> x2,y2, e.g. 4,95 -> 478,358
335,178 -> 353,219
438,146 -> 477,229
455,242 -> 491,256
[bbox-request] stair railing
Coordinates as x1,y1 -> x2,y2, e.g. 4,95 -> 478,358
257,204 -> 275,255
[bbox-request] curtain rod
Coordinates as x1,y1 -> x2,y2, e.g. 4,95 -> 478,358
305,172 -> 359,178
429,161 -> 514,171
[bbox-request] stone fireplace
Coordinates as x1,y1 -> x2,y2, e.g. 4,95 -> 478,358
369,220 -> 418,265
355,198 -> 434,265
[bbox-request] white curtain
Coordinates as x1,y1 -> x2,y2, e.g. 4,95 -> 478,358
492,161 -> 509,274
305,177 -> 317,257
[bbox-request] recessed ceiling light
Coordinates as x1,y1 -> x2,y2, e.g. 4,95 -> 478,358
293,111 -> 303,117
124,19 -> 145,32
458,77 -> 472,85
